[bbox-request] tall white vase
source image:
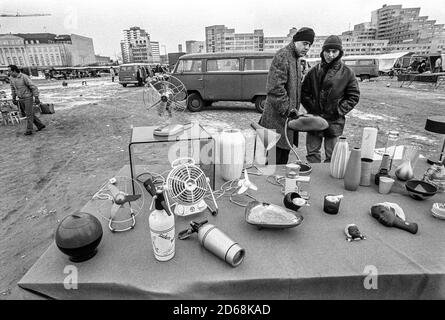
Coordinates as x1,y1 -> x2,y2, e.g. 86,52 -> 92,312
330,136 -> 349,179
360,127 -> 378,160
219,129 -> 246,181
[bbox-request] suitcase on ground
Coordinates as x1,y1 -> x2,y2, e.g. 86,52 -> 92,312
40,103 -> 55,114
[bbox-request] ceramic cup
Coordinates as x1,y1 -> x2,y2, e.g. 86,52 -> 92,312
379,176 -> 395,194
360,158 -> 374,186
323,195 -> 342,215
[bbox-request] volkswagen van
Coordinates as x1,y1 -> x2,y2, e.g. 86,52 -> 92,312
118,63 -> 152,87
306,56 -> 379,81
172,52 -> 275,113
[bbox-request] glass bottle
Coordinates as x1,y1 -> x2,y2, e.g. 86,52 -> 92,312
375,153 -> 392,185
385,131 -> 399,171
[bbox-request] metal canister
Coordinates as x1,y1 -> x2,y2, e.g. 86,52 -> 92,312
197,224 -> 245,267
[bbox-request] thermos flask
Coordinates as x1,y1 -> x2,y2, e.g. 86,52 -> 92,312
197,223 -> 245,267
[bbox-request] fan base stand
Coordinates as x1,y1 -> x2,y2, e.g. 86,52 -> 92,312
174,199 -> 207,216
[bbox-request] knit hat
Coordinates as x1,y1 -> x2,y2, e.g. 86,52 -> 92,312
292,27 -> 315,44
322,35 -> 343,51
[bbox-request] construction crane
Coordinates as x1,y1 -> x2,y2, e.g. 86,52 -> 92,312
0,12 -> 51,17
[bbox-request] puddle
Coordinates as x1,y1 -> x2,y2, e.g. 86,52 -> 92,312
349,109 -> 397,121
407,134 -> 437,144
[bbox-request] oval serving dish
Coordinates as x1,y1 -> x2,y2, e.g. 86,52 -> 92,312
245,201 -> 303,229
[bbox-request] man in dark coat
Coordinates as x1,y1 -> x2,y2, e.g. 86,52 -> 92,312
301,35 -> 360,163
259,27 -> 315,165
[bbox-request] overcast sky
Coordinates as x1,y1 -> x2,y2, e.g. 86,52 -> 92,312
1,0 -> 444,59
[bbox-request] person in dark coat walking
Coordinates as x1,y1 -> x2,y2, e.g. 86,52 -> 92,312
301,35 -> 360,163
259,27 -> 315,165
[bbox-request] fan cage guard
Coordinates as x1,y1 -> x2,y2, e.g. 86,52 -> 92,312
143,75 -> 187,112
166,162 -> 208,205
93,176 -> 145,224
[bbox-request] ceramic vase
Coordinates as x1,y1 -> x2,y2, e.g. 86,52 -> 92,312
219,129 -> 246,181
330,136 -> 349,179
344,147 -> 362,191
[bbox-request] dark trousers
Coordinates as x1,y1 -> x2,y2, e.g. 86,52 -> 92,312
266,147 -> 291,165
306,132 -> 338,163
18,101 -> 26,117
19,97 -> 45,132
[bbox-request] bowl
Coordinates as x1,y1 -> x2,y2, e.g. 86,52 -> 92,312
298,163 -> 312,176
405,179 -> 438,201
55,212 -> 103,262
283,192 -> 305,212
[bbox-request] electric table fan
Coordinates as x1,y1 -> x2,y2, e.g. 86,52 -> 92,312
164,157 -> 218,216
143,75 -> 188,136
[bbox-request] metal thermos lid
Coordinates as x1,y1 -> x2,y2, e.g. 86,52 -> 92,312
225,243 -> 245,267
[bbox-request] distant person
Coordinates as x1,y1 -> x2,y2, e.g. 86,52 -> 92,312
8,65 -> 45,136
301,35 -> 360,163
136,67 -> 143,86
418,60 -> 426,73
259,27 -> 315,165
434,56 -> 442,73
110,67 -> 116,82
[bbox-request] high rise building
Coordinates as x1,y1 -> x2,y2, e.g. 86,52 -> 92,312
186,40 -> 205,54
205,25 -> 264,52
150,41 -> 161,63
371,4 -> 445,44
120,26 -> 152,63
204,4 -> 445,57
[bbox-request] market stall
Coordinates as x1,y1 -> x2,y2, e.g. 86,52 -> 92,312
18,159 -> 445,299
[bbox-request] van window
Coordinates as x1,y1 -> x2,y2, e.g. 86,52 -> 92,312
358,60 -> 374,65
120,66 -> 136,71
176,59 -> 202,73
244,58 -> 272,71
344,60 -> 356,66
207,59 -> 240,72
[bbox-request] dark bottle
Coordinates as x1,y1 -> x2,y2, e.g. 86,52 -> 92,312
375,154 -> 392,185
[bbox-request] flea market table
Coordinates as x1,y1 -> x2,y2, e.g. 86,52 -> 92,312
398,72 -> 445,89
18,162 -> 445,299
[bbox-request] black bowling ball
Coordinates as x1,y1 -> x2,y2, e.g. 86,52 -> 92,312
55,212 -> 103,262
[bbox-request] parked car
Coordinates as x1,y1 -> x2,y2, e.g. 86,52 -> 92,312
306,56 -> 379,81
172,51 -> 275,113
118,63 -> 153,87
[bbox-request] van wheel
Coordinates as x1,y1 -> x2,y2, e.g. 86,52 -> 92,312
254,96 -> 266,113
187,93 -> 204,112
122,84 -> 127,87
360,75 -> 370,82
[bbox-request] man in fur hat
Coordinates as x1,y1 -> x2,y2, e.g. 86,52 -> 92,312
259,27 -> 315,165
301,35 -> 360,163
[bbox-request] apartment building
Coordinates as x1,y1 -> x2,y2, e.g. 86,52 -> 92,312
186,40 -> 205,54
120,26 -> 152,64
369,4 -> 445,52
205,25 -> 264,52
150,41 -> 161,63
205,4 -> 445,57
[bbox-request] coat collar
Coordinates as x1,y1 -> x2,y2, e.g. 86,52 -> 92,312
287,41 -> 304,59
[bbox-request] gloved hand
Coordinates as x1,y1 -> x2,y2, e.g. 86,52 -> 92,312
12,99 -> 18,106
288,109 -> 299,120
34,97 -> 40,105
